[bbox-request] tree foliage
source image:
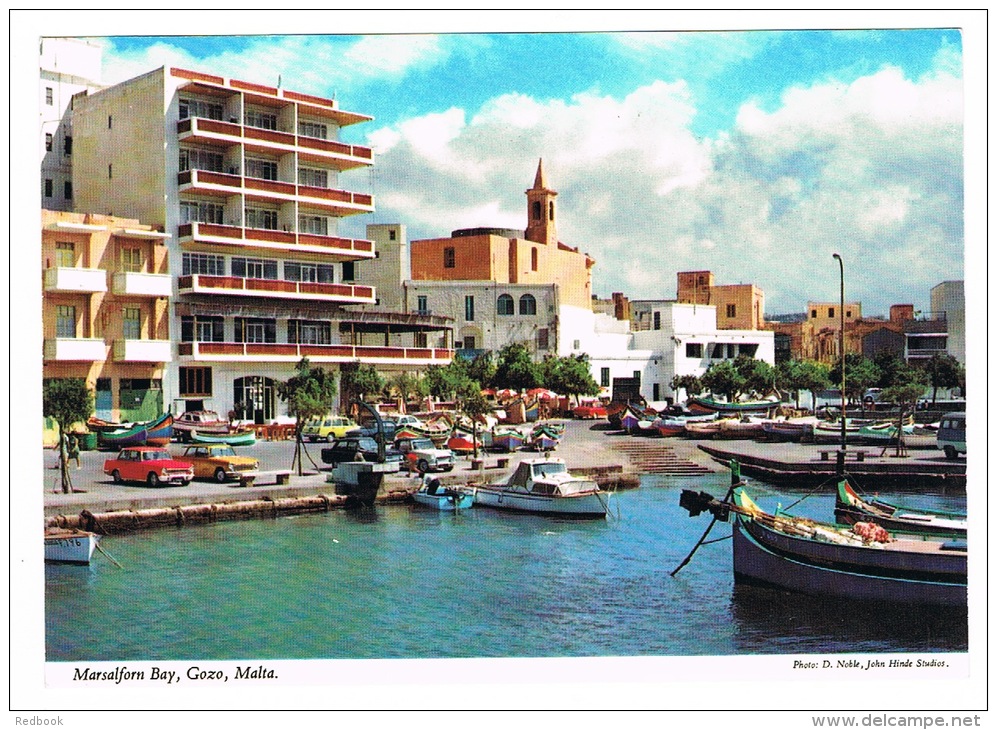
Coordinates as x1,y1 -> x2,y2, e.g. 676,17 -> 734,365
43,378 -> 94,494
917,353 -> 964,404
540,354 -> 599,403
700,360 -> 747,403
777,359 -> 831,410
276,359 -> 338,475
339,361 -> 385,405
734,355 -> 777,397
830,353 -> 881,406
493,343 -> 541,391
670,374 -> 703,401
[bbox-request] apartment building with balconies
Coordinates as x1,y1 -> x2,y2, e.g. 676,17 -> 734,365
42,209 -> 172,422
69,66 -> 451,420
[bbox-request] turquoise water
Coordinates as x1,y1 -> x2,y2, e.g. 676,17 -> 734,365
45,476 -> 968,662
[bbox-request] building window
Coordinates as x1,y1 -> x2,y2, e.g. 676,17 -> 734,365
342,261 -> 355,282
55,242 -> 75,268
601,367 -> 610,387
179,98 -> 223,121
46,87 -> 53,105
56,305 -> 76,338
531,248 -> 538,271
298,120 -> 327,139
444,247 -> 456,269
288,320 -> 331,345
64,136 -> 72,155
414,332 -> 428,348
45,133 -> 53,151
64,181 -> 73,200
497,294 -> 514,316
179,367 -> 213,397
464,295 -> 475,321
284,261 -> 335,283
389,229 -> 397,241
245,208 -> 279,230
298,215 -> 328,235
232,257 -> 279,280
519,294 -> 537,315
121,247 -> 143,272
44,179 -> 53,197
463,336 -> 476,350
298,167 -> 329,188
416,296 -> 429,315
537,328 -> 549,350
653,311 -> 661,330
180,200 -> 225,225
108,115 -> 112,129
234,318 -> 277,344
245,108 -> 278,130
108,164 -> 113,179
182,252 -> 225,276
686,343 -> 703,358
828,307 -> 835,318
246,157 -> 279,181
181,316 -> 224,342
179,147 -> 225,173
123,307 -> 142,339
653,383 -> 660,401
847,310 -> 853,318
532,201 -> 542,221
740,343 -> 759,357
811,309 -> 818,319
549,201 -> 554,220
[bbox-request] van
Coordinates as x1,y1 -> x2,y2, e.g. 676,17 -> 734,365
936,412 -> 966,459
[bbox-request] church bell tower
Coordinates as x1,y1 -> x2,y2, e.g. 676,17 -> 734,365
525,158 -> 557,246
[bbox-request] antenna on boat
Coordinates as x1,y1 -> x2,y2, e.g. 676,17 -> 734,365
671,460 -> 743,576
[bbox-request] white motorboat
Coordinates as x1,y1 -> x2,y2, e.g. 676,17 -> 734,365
45,528 -> 99,565
473,457 -> 610,518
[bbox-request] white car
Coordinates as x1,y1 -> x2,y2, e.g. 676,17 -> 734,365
394,437 -> 455,473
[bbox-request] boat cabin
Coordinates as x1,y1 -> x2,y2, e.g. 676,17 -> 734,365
505,459 -> 599,496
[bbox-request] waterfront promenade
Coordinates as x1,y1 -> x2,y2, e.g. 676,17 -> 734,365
41,419 -> 961,525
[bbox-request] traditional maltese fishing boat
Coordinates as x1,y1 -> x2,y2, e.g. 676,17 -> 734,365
834,480 -> 967,539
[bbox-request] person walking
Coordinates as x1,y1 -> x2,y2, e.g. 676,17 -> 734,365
68,434 -> 82,469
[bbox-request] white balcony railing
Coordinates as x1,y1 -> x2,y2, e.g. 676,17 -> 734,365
43,267 -> 107,293
111,272 -> 172,298
44,338 -> 107,361
113,339 -> 172,362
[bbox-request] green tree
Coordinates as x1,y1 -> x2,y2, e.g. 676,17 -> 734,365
43,378 -> 94,494
465,351 -> 497,390
388,372 -> 427,408
493,342 -> 541,391
918,353 -> 964,406
540,354 -> 600,405
670,374 -> 703,402
734,355 -> 777,398
455,382 -> 491,459
339,361 -> 385,407
777,359 -> 831,411
881,364 -> 928,457
830,353 -> 881,411
276,359 -> 338,475
424,361 -> 472,402
700,360 -> 746,403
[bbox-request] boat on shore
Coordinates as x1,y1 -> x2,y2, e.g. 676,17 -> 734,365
491,428 -> 525,453
45,528 -> 99,565
412,476 -> 475,511
857,421 -> 916,444
834,481 -> 967,539
679,486 -> 966,607
173,411 -> 231,442
473,457 -> 610,518
761,418 -> 816,442
188,428 -> 257,447
686,395 -> 779,416
96,412 -> 172,449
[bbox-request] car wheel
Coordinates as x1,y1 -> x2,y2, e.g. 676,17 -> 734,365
214,468 -> 228,483
417,459 -> 429,474
111,469 -> 122,484
147,472 -> 160,487
443,465 -> 454,472
180,480 -> 191,487
944,445 -> 957,460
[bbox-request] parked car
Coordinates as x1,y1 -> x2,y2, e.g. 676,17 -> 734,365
104,446 -> 194,487
320,436 -> 404,467
394,437 -> 455,474
348,418 -> 398,441
302,415 -> 358,443
181,443 -> 259,483
936,412 -> 966,460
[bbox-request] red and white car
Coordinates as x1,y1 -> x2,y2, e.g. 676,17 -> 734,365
104,446 -> 194,487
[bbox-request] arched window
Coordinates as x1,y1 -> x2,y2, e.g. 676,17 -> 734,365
519,294 -> 537,315
497,294 -> 515,316
548,201 -> 554,220
532,201 -> 542,221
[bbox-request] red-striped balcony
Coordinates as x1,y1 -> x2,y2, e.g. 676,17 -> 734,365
177,170 -> 374,216
176,117 -> 242,149
178,273 -> 376,304
178,340 -> 453,366
177,169 -> 242,198
178,222 -> 375,262
297,136 -> 373,171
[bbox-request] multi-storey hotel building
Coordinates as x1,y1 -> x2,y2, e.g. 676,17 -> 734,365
69,66 -> 451,421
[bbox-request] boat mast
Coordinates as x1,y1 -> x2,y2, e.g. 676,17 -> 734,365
833,253 -> 846,475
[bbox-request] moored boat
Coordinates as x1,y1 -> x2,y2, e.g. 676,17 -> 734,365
834,481 -> 967,539
412,476 -> 475,511
679,486 -> 966,607
474,457 -> 610,518
144,413 -> 174,446
686,395 -> 779,416
188,428 -> 257,446
173,411 -> 231,442
45,528 -> 99,565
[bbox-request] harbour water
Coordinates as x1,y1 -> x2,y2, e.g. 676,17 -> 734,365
45,474 -> 968,662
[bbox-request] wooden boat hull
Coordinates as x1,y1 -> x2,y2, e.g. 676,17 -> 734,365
834,482 -> 967,539
45,530 -> 99,565
188,429 -> 257,446
687,396 -> 778,415
473,485 -> 609,518
732,518 -> 966,607
761,421 -> 814,441
492,433 -> 524,452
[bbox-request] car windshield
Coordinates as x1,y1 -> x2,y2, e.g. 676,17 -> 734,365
212,446 -> 237,457
412,439 -> 434,449
533,462 -> 567,478
143,450 -> 171,461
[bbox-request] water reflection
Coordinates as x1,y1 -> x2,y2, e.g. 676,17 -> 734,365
729,583 -> 968,654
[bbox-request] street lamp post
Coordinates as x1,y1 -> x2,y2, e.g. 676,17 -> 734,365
832,253 -> 846,476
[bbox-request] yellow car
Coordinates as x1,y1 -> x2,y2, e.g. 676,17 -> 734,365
302,416 -> 358,442
182,444 -> 259,483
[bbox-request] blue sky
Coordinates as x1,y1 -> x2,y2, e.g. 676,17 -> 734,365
33,12 -> 977,316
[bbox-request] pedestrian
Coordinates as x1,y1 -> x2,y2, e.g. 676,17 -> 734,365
68,434 -> 81,469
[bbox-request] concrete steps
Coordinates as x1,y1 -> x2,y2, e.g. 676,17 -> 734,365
610,441 -> 714,476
